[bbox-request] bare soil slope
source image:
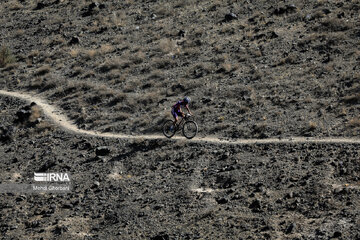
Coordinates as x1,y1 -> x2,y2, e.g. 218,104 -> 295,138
0,96 -> 359,239
1,0 -> 360,138
1,0 -> 360,239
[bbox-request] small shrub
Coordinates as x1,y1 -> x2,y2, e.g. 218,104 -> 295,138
308,121 -> 317,131
148,70 -> 164,80
99,44 -> 114,55
130,51 -> 146,64
29,105 -> 41,122
2,63 -> 19,72
34,65 -> 51,76
108,93 -> 127,106
69,48 -> 80,58
348,118 -> 360,128
83,49 -> 98,60
0,46 -> 16,68
115,112 -> 130,121
320,18 -> 352,32
343,94 -> 360,104
158,38 -> 177,54
29,77 -> 43,89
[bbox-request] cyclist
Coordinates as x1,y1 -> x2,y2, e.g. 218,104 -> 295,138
171,97 -> 192,129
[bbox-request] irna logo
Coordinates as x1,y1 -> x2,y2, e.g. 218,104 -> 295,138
34,173 -> 70,182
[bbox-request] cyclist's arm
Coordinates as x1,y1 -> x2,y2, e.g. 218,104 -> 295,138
185,104 -> 192,115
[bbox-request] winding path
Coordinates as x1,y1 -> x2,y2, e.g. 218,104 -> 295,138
1,89 -> 360,145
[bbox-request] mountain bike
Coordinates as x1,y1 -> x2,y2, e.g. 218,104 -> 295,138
162,114 -> 198,139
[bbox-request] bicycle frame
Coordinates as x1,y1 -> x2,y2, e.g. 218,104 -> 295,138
175,115 -> 192,131
175,117 -> 186,131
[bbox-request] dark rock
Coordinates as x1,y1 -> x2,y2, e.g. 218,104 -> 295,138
34,2 -> 46,10
333,231 -> 342,238
82,2 -> 101,17
93,181 -> 100,187
322,8 -> 331,14
53,225 -> 68,235
285,223 -> 296,234
201,97 -> 212,104
15,195 -> 26,202
62,203 -> 73,209
9,225 -> 17,230
15,109 -> 31,123
216,197 -> 228,204
273,5 -> 297,16
25,220 -> 40,228
269,31 -> 278,39
151,233 -> 169,240
0,125 -> 13,143
216,176 -> 236,189
249,199 -> 261,212
224,13 -> 238,22
96,146 -> 111,156
38,160 -> 57,172
68,36 -> 80,45
104,211 -> 119,224
178,30 -> 185,38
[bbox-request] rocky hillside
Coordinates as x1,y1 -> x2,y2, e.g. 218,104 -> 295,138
1,0 -> 360,239
0,96 -> 359,239
1,0 -> 359,138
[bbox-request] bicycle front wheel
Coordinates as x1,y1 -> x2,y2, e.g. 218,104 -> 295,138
162,120 -> 176,138
182,120 -> 198,139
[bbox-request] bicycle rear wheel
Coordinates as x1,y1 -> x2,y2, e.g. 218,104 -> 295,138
162,120 -> 176,138
182,120 -> 198,139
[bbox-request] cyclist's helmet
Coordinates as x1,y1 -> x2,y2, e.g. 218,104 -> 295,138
183,96 -> 191,104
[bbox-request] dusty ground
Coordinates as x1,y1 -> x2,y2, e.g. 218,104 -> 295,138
0,0 -> 360,137
0,96 -> 359,239
1,0 -> 360,239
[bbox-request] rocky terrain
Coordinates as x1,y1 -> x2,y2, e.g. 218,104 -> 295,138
1,0 -> 360,239
1,96 -> 360,239
0,0 -> 359,137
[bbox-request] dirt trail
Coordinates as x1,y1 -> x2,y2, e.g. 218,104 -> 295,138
1,89 -> 360,145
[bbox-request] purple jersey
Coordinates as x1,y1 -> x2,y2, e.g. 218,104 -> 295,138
172,100 -> 187,111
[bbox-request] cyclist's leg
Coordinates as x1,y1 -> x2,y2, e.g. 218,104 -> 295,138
171,109 -> 178,126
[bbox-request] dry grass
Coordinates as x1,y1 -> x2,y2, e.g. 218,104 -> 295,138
158,38 -> 177,54
343,94 -> 360,104
83,49 -> 98,60
2,63 -> 19,72
130,51 -> 146,64
99,44 -> 114,55
8,1 -> 23,11
29,105 -> 41,122
42,35 -> 66,47
320,18 -> 353,32
29,77 -> 43,89
14,29 -> 25,37
69,48 -> 80,58
220,62 -> 239,73
71,66 -> 83,77
277,54 -> 298,66
28,50 -> 40,58
308,121 -> 317,131
134,92 -> 161,111
148,70 -> 164,80
0,46 -> 16,68
109,11 -> 125,26
339,107 -> 347,117
99,57 -> 131,73
154,3 -> 173,17
34,65 -> 51,76
115,112 -> 130,121
109,92 -> 127,106
347,118 -> 360,128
